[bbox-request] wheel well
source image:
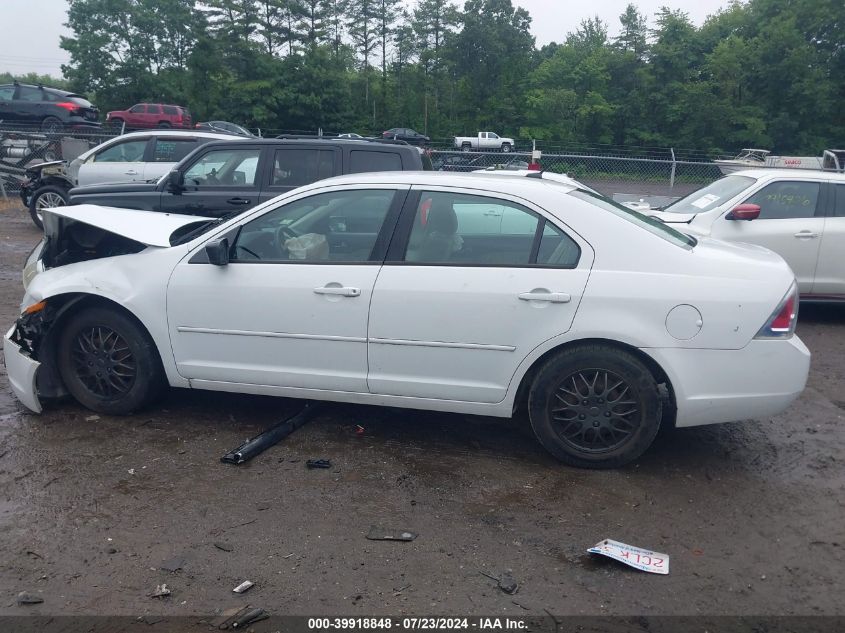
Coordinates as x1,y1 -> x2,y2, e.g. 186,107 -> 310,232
512,338 -> 677,426
35,293 -> 165,398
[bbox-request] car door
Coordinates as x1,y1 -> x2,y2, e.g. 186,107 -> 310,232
812,182 -> 845,297
160,145 -> 264,216
12,85 -> 44,125
709,179 -> 825,294
258,146 -> 338,204
77,136 -> 151,185
0,84 -> 18,123
367,187 -> 594,404
126,104 -> 146,128
167,185 -> 408,392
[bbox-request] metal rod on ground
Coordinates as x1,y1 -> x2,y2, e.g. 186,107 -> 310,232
220,401 -> 321,465
670,147 -> 676,190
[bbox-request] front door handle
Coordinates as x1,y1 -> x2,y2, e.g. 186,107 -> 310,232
314,286 -> 361,297
124,169 -> 139,176
793,231 -> 819,239
518,291 -> 571,303
227,197 -> 251,205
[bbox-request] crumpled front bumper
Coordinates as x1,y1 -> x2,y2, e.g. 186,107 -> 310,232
3,324 -> 42,413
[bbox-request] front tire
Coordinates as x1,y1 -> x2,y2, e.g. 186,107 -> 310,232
28,185 -> 69,230
528,344 -> 662,468
57,307 -> 166,415
501,143 -> 512,153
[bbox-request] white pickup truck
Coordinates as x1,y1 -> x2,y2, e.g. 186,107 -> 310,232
454,132 -> 515,152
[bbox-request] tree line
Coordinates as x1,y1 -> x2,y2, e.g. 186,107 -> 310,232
42,0 -> 845,153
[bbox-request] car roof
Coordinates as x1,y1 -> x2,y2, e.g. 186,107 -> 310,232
300,170 -> 582,197
199,138 -> 419,151
730,168 -> 845,181
9,82 -> 74,96
104,130 -> 239,141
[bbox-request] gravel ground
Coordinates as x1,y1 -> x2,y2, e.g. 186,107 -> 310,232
0,205 -> 843,622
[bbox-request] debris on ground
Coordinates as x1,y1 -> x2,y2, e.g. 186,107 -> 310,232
16,591 -> 43,605
221,402 -> 321,465
150,584 -> 171,598
232,580 -> 254,594
366,526 -> 418,541
306,458 -> 332,469
214,542 -> 233,552
355,424 -> 365,436
84,415 -> 100,422
127,469 -> 135,475
232,607 -> 268,628
160,556 -> 187,572
587,539 -> 670,575
479,570 -> 519,594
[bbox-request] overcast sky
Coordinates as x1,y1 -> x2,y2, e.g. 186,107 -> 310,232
0,0 -> 733,78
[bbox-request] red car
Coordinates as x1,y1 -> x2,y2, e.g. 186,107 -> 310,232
106,103 -> 192,130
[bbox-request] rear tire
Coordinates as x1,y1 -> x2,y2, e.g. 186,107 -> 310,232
28,184 -> 69,230
528,344 -> 662,468
501,143 -> 512,153
57,307 -> 166,415
157,121 -> 171,128
41,117 -> 63,134
461,143 -> 471,152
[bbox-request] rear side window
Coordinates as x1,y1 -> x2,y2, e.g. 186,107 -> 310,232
162,105 -> 177,115
147,104 -> 162,114
349,150 -> 402,174
743,181 -> 820,219
272,149 -> 335,187
16,86 -> 43,102
94,139 -> 148,163
0,85 -> 14,100
152,138 -> 198,162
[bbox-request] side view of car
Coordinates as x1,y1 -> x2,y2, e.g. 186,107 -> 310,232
382,127 -> 430,146
650,168 -> 845,300
106,104 -> 192,130
0,82 -> 100,133
68,137 -> 431,217
6,171 -> 809,469
20,130 -> 239,228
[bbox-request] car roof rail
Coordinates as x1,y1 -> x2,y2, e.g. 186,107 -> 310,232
274,133 -> 411,147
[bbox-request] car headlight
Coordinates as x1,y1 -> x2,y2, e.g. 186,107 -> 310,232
22,239 -> 46,290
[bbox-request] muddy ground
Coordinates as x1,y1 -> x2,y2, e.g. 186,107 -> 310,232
0,204 -> 843,621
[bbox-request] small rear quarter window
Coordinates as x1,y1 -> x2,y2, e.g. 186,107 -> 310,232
349,150 -> 402,174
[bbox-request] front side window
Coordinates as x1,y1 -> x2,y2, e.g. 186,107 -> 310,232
743,181 -> 820,219
272,149 -> 334,187
0,85 -> 14,100
404,191 -> 580,267
93,139 -> 148,163
835,185 -> 845,217
232,189 -> 396,263
129,104 -> 145,113
184,148 -> 260,187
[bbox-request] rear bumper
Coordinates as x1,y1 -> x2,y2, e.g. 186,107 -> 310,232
643,336 -> 810,428
3,325 -> 42,413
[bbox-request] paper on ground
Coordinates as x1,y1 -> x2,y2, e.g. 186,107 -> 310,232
587,539 -> 669,575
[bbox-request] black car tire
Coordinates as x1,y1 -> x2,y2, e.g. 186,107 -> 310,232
527,344 -> 662,469
41,116 -> 63,134
501,143 -> 512,153
28,184 -> 69,230
57,307 -> 166,415
158,121 -> 171,128
109,118 -> 124,129
461,143 -> 471,152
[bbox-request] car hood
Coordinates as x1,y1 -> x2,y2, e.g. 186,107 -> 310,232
70,182 -> 159,195
43,205 -> 213,247
649,210 -> 698,223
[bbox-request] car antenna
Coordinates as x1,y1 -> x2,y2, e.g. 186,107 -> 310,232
525,170 -> 544,178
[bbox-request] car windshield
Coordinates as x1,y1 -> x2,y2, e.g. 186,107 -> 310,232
661,175 -> 756,214
569,190 -> 697,249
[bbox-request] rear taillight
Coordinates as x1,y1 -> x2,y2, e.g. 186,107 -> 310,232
55,102 -> 80,113
755,283 -> 798,339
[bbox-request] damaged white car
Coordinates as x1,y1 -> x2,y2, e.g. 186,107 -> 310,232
4,172 -> 810,468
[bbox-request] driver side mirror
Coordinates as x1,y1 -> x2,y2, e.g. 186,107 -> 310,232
205,238 -> 229,266
726,203 -> 761,221
167,169 -> 184,191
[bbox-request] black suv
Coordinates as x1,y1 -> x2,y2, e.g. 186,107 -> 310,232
0,82 -> 100,132
69,137 -> 431,216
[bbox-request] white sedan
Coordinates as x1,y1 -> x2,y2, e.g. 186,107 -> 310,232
4,172 -> 810,468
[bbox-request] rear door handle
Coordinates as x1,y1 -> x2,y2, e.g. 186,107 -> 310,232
793,231 -> 819,239
124,170 -> 139,175
227,197 -> 251,205
314,286 -> 361,297
518,291 -> 571,303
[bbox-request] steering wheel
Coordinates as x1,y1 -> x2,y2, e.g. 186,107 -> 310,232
274,224 -> 300,249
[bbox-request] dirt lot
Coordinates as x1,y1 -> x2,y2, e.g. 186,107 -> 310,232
0,205 -> 843,622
